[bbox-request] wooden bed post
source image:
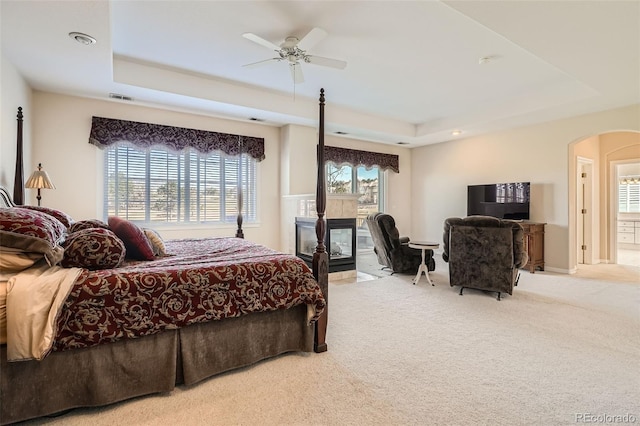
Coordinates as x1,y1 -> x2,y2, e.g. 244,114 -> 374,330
235,136 -> 244,239
13,107 -> 24,205
313,89 -> 329,353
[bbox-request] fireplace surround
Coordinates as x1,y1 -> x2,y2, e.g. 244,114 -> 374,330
295,217 -> 356,273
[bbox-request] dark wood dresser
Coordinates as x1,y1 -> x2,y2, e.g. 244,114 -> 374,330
520,221 -> 546,273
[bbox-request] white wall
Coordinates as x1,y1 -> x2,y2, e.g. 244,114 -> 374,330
1,53 -> 32,193
280,124 -> 318,195
411,103 -> 640,273
30,91 -> 282,247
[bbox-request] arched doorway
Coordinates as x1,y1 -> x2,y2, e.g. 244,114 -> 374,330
569,131 -> 640,271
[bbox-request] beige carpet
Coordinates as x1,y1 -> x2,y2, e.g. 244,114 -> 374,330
25,261 -> 639,425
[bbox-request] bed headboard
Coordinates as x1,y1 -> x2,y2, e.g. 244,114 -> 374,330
0,186 -> 15,208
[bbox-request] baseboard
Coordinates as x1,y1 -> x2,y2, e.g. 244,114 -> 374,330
545,266 -> 573,274
329,270 -> 357,281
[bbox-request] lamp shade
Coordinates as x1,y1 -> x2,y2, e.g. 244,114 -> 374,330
25,163 -> 55,190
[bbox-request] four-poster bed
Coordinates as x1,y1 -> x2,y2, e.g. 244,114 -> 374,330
0,90 -> 329,424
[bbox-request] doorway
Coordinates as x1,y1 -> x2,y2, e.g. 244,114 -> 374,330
570,131 -> 639,272
613,161 -> 640,267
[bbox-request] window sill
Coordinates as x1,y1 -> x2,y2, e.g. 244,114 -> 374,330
136,222 -> 260,232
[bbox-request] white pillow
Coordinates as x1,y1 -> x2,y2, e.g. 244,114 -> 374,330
0,280 -> 7,344
0,247 -> 43,272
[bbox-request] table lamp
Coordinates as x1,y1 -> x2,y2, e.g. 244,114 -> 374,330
25,163 -> 55,206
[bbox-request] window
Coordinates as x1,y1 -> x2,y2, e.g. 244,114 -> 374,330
326,163 -> 385,226
619,177 -> 640,213
105,144 -> 257,224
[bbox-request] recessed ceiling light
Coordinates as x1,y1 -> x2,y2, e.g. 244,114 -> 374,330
451,130 -> 463,136
69,32 -> 96,45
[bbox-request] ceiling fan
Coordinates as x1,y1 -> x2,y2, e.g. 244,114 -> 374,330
242,27 -> 347,84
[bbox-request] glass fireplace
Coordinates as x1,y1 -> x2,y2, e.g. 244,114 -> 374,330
295,217 -> 357,273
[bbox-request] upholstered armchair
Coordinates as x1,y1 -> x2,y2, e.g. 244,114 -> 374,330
442,216 -> 528,300
366,212 -> 435,274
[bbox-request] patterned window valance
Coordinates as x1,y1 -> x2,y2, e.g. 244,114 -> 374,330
89,116 -> 265,161
324,146 -> 399,173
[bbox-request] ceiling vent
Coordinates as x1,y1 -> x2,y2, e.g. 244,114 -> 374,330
109,93 -> 133,101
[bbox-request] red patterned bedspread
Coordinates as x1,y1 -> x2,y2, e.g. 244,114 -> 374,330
53,237 -> 325,351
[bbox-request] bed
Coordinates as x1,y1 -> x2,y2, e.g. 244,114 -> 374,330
0,91 -> 330,424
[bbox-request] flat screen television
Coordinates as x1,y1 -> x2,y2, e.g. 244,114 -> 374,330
467,182 -> 530,220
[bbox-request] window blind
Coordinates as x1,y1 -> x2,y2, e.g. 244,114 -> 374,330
105,144 -> 257,224
619,182 -> 640,213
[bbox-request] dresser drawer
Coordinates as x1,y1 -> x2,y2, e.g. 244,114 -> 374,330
618,226 -> 635,233
618,221 -> 637,227
618,233 -> 635,243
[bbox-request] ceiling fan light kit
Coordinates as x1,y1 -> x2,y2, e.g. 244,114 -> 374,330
242,27 -> 347,84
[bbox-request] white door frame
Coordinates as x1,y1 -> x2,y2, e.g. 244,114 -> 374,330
576,157 -> 594,264
610,161 -> 618,264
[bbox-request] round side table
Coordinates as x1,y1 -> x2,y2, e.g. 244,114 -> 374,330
408,241 -> 439,286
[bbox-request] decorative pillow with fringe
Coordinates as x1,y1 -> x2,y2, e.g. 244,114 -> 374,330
143,228 -> 166,257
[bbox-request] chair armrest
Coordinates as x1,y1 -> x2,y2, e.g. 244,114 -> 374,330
512,224 -> 528,268
399,236 -> 410,244
514,251 -> 528,269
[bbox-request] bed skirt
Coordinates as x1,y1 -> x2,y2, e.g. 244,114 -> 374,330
0,304 -> 313,424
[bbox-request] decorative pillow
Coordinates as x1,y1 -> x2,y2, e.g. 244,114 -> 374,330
0,207 -> 66,266
61,227 -> 126,270
69,219 -> 109,234
107,216 -> 155,260
20,205 -> 74,228
143,228 -> 166,256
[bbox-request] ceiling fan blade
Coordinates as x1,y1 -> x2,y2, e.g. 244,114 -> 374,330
242,32 -> 281,51
297,27 -> 327,51
242,58 -> 281,68
289,63 -> 304,84
307,55 -> 347,70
